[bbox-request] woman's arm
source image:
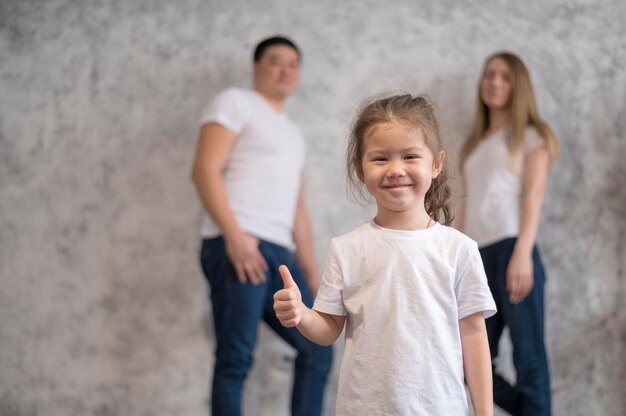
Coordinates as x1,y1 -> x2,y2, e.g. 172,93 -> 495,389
460,312 -> 493,416
457,175 -> 467,233
507,146 -> 550,303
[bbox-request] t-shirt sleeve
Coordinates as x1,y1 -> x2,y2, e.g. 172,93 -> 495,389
454,240 -> 497,320
524,126 -> 545,154
198,89 -> 250,134
313,241 -> 348,316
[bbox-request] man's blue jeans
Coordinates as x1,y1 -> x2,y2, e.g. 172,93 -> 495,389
200,236 -> 333,416
480,238 -> 551,416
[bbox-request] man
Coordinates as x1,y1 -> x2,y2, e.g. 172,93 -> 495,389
192,36 -> 332,416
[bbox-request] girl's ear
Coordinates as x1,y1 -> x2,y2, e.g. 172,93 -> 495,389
432,150 -> 445,178
356,164 -> 365,182
352,155 -> 365,182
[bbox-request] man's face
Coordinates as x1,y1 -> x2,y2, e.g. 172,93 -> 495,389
253,45 -> 300,100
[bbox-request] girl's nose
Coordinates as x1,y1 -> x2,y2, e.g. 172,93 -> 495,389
386,162 -> 406,177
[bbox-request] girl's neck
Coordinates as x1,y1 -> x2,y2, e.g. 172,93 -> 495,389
374,210 -> 432,231
486,108 -> 510,137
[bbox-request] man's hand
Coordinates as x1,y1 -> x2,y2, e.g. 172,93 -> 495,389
224,232 -> 268,284
274,265 -> 305,327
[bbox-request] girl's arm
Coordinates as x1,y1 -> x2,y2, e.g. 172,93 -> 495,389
292,180 -> 321,296
460,312 -> 493,416
507,146 -> 550,303
274,265 -> 346,346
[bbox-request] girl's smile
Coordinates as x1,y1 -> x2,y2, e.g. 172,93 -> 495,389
382,181 -> 415,190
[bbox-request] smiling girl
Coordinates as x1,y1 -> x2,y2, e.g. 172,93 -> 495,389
274,94 -> 497,415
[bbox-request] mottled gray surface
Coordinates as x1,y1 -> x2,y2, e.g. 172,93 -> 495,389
1,0 -> 624,415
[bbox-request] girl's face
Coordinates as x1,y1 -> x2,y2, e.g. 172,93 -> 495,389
481,57 -> 513,111
360,122 -> 443,220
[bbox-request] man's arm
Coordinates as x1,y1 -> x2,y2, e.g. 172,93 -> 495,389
191,122 -> 267,284
460,312 -> 493,416
292,180 -> 321,295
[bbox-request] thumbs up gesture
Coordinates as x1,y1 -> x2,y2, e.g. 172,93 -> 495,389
274,265 -> 305,327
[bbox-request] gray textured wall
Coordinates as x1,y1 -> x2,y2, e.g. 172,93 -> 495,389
1,1 -> 625,415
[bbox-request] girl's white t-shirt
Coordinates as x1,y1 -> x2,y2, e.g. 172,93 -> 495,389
198,88 -> 305,250
314,221 -> 496,416
463,127 -> 544,247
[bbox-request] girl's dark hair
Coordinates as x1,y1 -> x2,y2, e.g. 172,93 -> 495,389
253,36 -> 301,62
346,94 -> 454,225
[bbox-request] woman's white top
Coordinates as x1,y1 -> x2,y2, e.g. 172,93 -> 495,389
463,127 -> 543,248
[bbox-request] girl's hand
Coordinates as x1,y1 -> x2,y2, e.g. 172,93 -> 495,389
506,250 -> 534,304
224,232 -> 268,285
274,265 -> 305,327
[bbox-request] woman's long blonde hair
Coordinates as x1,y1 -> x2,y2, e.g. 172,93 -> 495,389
460,52 -> 560,168
346,94 -> 454,225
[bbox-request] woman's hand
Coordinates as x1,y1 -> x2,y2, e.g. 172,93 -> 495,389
506,249 -> 534,304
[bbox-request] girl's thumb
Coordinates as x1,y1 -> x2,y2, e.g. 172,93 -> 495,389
279,265 -> 297,289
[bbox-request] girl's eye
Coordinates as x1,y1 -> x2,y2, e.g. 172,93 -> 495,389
372,157 -> 387,162
405,154 -> 419,160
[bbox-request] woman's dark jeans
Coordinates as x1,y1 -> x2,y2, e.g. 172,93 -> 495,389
480,238 -> 551,416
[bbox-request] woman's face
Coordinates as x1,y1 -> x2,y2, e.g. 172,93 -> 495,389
480,57 -> 513,111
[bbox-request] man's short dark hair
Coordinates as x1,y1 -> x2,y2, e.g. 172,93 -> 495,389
253,36 -> 301,62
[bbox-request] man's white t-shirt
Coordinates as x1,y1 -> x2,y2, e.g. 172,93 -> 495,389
198,88 -> 305,250
463,126 -> 544,247
314,221 -> 497,415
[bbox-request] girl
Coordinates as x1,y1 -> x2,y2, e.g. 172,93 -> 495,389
459,53 -> 560,416
275,94 -> 496,415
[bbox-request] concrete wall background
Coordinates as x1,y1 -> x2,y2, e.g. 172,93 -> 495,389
1,0 -> 624,415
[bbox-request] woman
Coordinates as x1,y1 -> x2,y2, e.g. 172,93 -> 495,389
459,52 -> 560,416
